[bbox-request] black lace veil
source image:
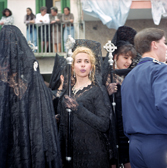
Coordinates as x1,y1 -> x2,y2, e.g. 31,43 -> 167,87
49,53 -> 66,90
49,39 -> 103,91
0,25 -> 61,168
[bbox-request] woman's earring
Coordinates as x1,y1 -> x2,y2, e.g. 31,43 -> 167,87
73,71 -> 75,78
89,71 -> 92,79
114,59 -> 118,69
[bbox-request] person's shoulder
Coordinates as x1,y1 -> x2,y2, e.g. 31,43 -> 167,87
49,13 -> 52,18
148,59 -> 167,72
36,13 -> 41,17
70,13 -> 74,17
91,84 -> 101,92
151,59 -> 166,66
10,15 -> 14,19
57,13 -> 62,18
57,13 -> 62,16
154,61 -> 167,75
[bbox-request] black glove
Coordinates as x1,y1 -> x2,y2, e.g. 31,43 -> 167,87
106,83 -> 117,95
63,95 -> 79,111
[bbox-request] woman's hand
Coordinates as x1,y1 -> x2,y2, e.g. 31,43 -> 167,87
58,75 -> 64,90
63,95 -> 79,111
106,83 -> 118,95
51,20 -> 56,24
30,20 -> 35,24
55,114 -> 60,123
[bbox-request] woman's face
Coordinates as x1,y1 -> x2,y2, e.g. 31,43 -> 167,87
5,10 -> 10,17
26,8 -> 31,15
73,53 -> 92,79
64,8 -> 70,15
115,53 -> 132,69
41,10 -> 46,16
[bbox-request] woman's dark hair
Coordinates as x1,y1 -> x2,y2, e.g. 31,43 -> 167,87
64,7 -> 70,11
115,43 -> 137,59
134,28 -> 165,55
26,8 -> 36,21
2,8 -> 12,17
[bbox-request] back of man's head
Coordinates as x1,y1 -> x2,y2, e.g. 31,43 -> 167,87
134,28 -> 165,56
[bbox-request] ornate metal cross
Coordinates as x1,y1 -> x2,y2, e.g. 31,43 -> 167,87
65,35 -> 75,65
28,41 -> 38,52
103,40 -> 117,65
64,35 -> 75,163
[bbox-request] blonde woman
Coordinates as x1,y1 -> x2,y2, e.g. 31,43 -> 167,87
56,46 -> 110,168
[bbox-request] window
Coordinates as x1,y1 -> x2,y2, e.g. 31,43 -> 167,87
36,0 -> 46,13
53,0 -> 61,13
0,0 -> 7,30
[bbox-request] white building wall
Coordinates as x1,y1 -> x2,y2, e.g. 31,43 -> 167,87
8,0 -> 36,37
70,0 -> 85,39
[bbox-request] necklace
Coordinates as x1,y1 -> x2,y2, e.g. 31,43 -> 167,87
72,81 -> 91,95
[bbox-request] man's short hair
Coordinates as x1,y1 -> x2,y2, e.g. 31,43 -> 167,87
134,28 -> 165,55
40,6 -> 47,12
50,7 -> 58,13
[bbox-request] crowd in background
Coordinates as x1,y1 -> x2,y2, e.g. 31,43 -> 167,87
0,6 -> 74,53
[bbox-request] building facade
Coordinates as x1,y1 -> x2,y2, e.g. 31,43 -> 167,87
1,0 -> 167,80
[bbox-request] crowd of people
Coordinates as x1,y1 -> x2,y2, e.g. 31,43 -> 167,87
0,6 -> 74,53
0,6 -> 167,168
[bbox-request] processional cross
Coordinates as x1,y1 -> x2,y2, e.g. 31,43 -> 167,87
103,40 -> 117,108
65,35 -> 75,163
104,41 -> 124,168
65,35 -> 76,65
103,40 -> 117,65
28,41 -> 38,52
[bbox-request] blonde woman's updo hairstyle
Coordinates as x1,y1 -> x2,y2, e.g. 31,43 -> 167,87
72,46 -> 96,82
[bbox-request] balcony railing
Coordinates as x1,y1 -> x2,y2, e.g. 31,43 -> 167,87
26,22 -> 85,56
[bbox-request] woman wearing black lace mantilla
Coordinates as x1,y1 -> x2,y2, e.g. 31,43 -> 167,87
102,26 -> 141,168
50,40 -> 114,168
0,25 -> 62,168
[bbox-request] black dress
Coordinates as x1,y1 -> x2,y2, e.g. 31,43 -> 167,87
59,84 -> 110,168
110,84 -> 130,164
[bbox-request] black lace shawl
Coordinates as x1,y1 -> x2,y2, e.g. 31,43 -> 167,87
0,25 -> 62,168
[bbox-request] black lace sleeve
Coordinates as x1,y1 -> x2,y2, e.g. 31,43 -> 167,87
52,89 -> 64,99
73,86 -> 110,132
